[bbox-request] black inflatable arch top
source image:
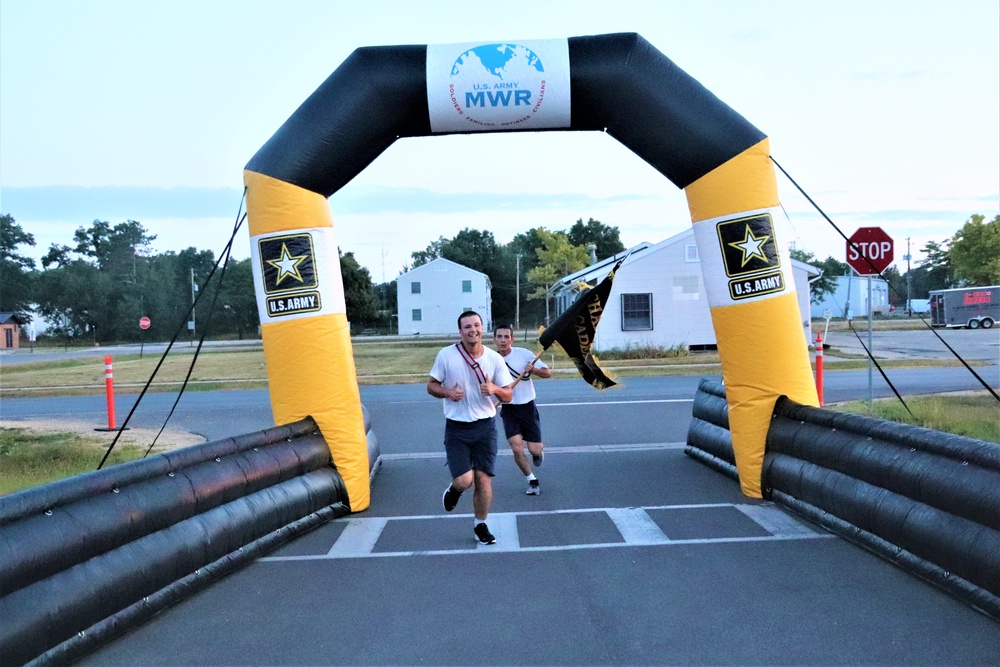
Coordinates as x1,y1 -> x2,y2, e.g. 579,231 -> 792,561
246,33 -> 765,197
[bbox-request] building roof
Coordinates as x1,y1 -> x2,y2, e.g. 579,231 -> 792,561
550,241 -> 655,293
0,312 -> 30,325
395,256 -> 489,281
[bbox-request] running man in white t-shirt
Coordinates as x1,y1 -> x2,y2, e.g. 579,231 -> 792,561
428,311 -> 513,545
493,324 -> 552,496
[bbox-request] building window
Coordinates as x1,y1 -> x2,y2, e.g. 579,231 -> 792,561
621,293 -> 652,330
412,309 -> 422,322
462,279 -> 472,293
411,282 -> 421,294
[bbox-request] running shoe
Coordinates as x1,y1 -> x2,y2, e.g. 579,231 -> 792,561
532,450 -> 544,467
442,485 -> 461,512
526,479 -> 540,496
474,523 -> 496,545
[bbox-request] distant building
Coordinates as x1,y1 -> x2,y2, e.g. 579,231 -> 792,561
809,275 -> 890,319
395,258 -> 492,335
0,312 -> 30,350
550,229 -> 819,350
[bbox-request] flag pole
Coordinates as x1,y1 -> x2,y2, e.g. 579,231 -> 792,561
506,349 -> 547,392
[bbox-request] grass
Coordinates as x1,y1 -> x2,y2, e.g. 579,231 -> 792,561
0,428 -> 146,495
836,393 -> 1000,444
593,342 -> 691,360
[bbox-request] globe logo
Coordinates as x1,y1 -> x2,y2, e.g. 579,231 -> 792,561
446,43 -> 548,130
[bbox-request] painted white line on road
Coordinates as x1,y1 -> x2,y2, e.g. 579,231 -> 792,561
326,517 -> 387,556
484,512 -> 520,551
736,504 -> 820,537
606,507 -> 671,545
536,399 -> 693,407
380,442 -> 688,461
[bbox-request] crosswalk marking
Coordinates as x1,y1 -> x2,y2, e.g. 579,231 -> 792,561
606,508 -> 670,545
326,517 -> 387,556
260,502 -> 832,562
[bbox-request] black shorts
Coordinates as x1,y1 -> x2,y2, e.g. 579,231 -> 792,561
500,401 -> 542,442
444,417 -> 497,478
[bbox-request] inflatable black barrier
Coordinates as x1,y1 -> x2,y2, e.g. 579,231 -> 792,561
686,378 -> 1000,620
0,412 -> 379,666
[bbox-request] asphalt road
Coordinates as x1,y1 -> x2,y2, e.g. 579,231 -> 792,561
63,369 -> 1000,666
4,346 -> 999,665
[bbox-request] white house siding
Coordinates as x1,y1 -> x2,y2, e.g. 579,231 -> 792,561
552,229 -> 818,351
810,275 -> 890,319
595,237 -> 715,350
396,258 -> 492,335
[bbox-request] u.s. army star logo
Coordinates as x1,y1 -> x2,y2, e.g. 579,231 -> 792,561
259,234 -> 318,294
716,213 -> 781,278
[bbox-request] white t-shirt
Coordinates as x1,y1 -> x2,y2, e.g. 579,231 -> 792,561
498,347 -> 548,404
430,344 -> 512,421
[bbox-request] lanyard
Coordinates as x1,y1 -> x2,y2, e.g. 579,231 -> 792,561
455,343 -> 487,384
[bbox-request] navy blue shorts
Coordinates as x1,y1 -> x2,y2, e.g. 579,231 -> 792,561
500,401 -> 542,442
444,417 -> 497,478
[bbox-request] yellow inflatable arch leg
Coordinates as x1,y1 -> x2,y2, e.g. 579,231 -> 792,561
685,139 -> 819,497
244,170 -> 370,511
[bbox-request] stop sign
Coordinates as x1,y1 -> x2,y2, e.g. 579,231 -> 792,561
846,227 -> 894,275
139,316 -> 151,330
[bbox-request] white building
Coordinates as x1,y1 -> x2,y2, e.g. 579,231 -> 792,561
809,275 -> 890,319
396,258 -> 492,335
550,229 -> 819,350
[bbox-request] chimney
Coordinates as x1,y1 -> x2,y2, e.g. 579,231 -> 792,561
587,244 -> 597,265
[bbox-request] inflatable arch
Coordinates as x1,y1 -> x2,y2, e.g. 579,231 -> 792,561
244,32 -> 818,509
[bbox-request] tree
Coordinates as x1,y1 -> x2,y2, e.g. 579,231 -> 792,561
411,237 -> 448,268
790,249 -> 841,304
213,258 -> 258,339
948,214 -> 1000,286
881,266 -> 905,306
566,218 -> 626,260
36,220 -> 160,341
0,214 -> 36,316
918,239 -> 953,291
71,219 -> 156,274
340,250 -> 380,329
373,280 -> 397,332
526,229 -> 589,322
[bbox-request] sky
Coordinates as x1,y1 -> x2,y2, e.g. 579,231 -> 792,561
2,0 -> 997,282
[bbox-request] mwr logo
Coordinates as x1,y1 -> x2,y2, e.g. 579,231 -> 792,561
716,213 -> 781,278
258,234 -> 317,294
728,271 -> 785,301
266,291 -> 322,317
448,43 -> 547,129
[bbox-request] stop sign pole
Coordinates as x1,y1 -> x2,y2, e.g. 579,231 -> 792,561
846,227 -> 895,407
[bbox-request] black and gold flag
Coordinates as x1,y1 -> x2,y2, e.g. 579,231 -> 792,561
537,259 -> 623,389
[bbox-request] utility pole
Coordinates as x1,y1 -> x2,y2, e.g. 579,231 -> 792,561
189,267 -> 198,346
905,237 -> 912,317
515,253 -> 521,331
